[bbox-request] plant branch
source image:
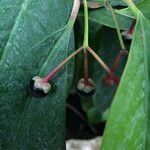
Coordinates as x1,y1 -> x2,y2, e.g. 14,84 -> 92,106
83,49 -> 89,84
70,0 -> 81,21
43,47 -> 83,82
87,47 -> 113,76
111,49 -> 128,72
127,20 -> 136,34
83,0 -> 89,47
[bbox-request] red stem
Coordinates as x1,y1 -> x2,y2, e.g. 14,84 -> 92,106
70,0 -> 80,21
87,47 -> 113,76
127,20 -> 136,34
43,47 -> 83,83
83,49 -> 89,85
43,67 -> 58,83
111,49 -> 128,72
42,0 -> 81,83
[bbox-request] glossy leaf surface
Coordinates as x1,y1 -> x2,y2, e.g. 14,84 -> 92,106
0,0 -> 25,57
0,0 -> 74,149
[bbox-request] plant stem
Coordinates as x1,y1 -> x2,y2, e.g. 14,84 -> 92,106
106,2 -> 126,50
70,0 -> 81,21
83,49 -> 89,84
43,47 -> 83,82
127,20 -> 136,34
67,0 -> 81,29
111,49 -> 128,72
82,0 -> 90,84
42,0 -> 81,83
87,47 -> 113,76
123,0 -> 139,18
83,0 -> 89,48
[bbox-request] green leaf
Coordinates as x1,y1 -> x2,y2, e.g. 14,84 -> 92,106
0,0 -> 74,149
88,8 -> 132,30
0,0 -> 25,57
116,0 -> 150,20
78,7 -> 132,30
101,13 -> 149,150
109,0 -> 143,6
140,16 -> 150,149
88,0 -> 143,6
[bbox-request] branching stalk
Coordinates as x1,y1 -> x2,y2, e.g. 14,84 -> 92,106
82,0 -> 90,85
42,0 -> 113,83
43,0 -> 81,82
87,47 -> 113,76
83,0 -> 89,48
43,47 -> 83,82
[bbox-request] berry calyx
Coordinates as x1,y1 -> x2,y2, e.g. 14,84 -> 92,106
76,78 -> 95,97
29,76 -> 51,98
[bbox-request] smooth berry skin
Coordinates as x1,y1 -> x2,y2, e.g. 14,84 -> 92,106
28,79 -> 48,98
102,75 -> 119,86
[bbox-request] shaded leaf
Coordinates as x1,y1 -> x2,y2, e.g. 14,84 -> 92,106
0,0 -> 25,57
78,8 -> 132,30
0,0 -> 74,149
88,8 -> 132,30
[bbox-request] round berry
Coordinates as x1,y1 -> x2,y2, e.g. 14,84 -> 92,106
28,76 -> 51,98
76,78 -> 95,97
